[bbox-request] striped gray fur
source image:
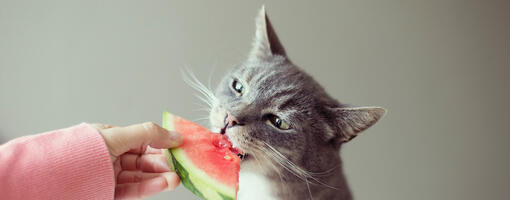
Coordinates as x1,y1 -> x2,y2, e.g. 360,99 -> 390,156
198,6 -> 386,200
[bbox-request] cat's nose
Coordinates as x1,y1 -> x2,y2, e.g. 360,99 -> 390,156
225,112 -> 241,127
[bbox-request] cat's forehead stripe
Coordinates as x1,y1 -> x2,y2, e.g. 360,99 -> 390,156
252,70 -> 279,86
277,96 -> 300,112
241,66 -> 261,84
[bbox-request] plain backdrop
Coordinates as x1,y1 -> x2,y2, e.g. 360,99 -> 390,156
1,1 -> 509,199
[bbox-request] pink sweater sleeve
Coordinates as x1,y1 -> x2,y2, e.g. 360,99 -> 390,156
0,123 -> 115,200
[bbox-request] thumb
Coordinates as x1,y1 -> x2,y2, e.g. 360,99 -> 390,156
102,122 -> 183,157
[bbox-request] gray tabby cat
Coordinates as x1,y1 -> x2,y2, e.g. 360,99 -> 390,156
190,6 -> 385,200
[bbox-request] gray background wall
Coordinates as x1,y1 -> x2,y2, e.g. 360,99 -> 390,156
1,0 -> 509,199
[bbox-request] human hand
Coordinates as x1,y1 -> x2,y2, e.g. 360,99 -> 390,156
93,122 -> 183,200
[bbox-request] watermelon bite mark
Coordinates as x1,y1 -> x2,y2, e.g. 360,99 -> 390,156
219,126 -> 247,160
163,112 -> 242,200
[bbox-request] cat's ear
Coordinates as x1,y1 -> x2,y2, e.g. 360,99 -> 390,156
248,5 -> 287,61
330,107 -> 386,143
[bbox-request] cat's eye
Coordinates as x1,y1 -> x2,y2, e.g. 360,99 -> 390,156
232,79 -> 244,95
266,115 -> 291,130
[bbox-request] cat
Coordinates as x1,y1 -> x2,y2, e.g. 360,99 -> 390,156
188,6 -> 385,200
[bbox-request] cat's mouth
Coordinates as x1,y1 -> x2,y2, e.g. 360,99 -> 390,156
220,123 -> 248,160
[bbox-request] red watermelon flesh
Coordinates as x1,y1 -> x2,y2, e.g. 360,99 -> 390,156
163,112 -> 241,200
175,116 -> 241,187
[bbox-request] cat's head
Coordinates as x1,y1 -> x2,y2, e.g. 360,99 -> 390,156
208,7 -> 385,173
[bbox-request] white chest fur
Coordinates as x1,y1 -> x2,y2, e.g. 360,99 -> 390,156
237,171 -> 278,200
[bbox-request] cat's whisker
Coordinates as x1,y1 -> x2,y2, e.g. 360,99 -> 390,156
255,145 -> 305,181
256,149 -> 287,195
192,107 -> 212,112
262,147 -> 319,200
181,74 -> 221,147
262,142 -> 311,175
305,177 -> 313,200
193,94 -> 213,108
262,147 -> 323,198
264,142 -> 318,176
207,63 -> 216,92
192,103 -> 209,107
192,117 -> 210,123
307,164 -> 340,176
250,150 -> 266,174
264,149 -> 306,180
261,142 -> 340,190
181,67 -> 218,107
191,102 -> 212,111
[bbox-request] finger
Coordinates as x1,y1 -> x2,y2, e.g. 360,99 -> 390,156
117,171 -> 161,184
104,122 -> 182,156
90,123 -> 115,130
115,172 -> 180,199
145,146 -> 163,154
120,153 -> 170,172
128,146 -> 163,154
113,159 -> 122,181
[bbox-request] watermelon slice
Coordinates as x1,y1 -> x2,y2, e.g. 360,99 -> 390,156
162,111 -> 241,200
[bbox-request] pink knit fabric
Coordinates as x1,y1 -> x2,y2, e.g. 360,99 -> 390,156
0,123 -> 115,200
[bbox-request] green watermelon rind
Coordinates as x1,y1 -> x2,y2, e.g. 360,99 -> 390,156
162,112 -> 236,200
